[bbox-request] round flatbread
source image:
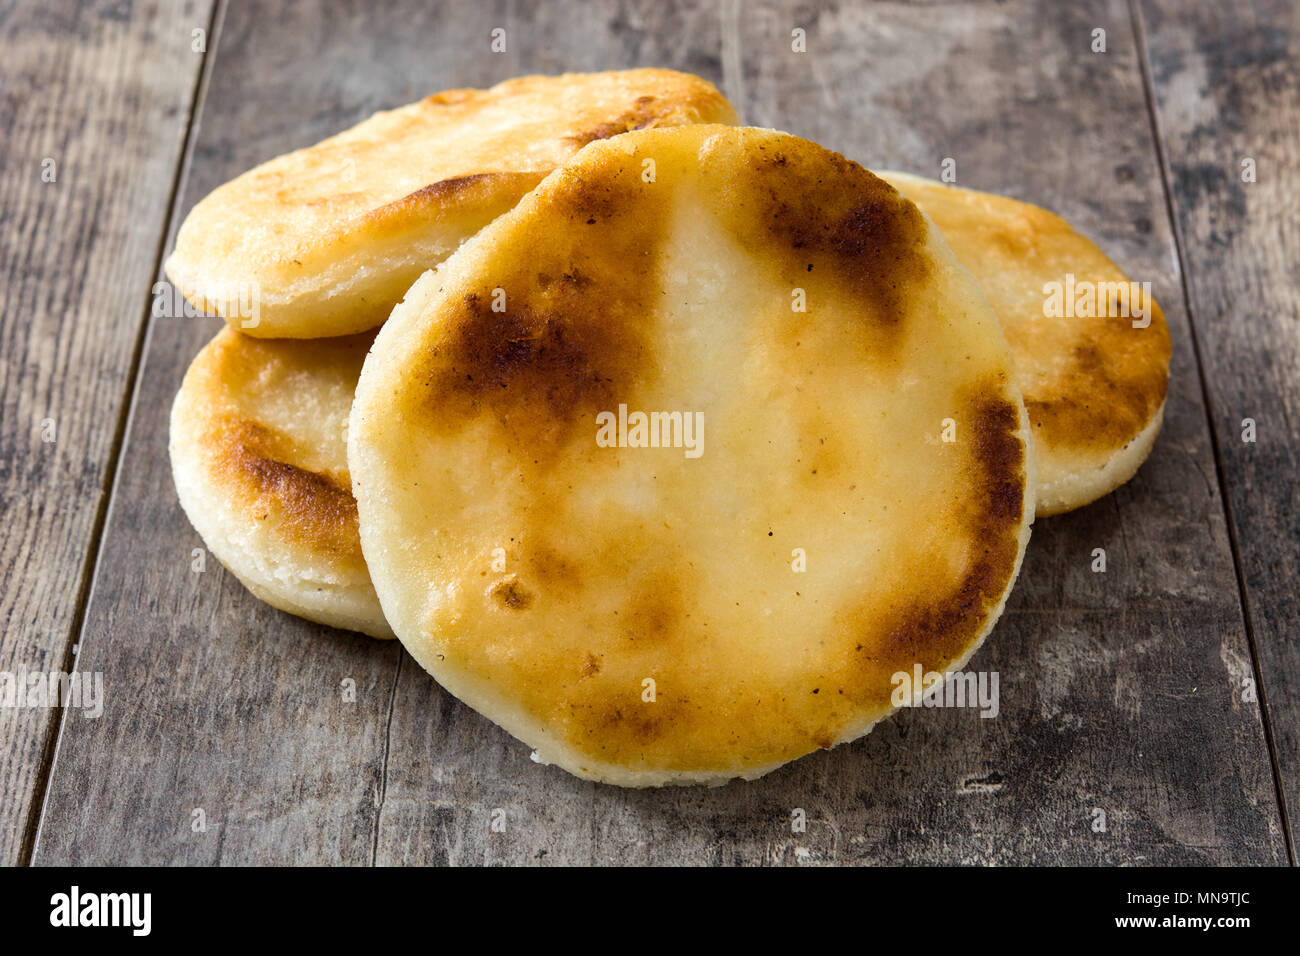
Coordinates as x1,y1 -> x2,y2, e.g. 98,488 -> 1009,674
165,69 -> 737,339
171,326 -> 392,638
349,125 -> 1035,785
879,171 -> 1171,516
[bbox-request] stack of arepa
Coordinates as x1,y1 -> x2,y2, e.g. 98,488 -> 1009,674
166,68 -> 1170,786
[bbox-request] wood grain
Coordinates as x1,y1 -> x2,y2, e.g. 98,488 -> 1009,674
28,0 -> 1289,864
0,0 -> 214,864
1138,0 -> 1300,858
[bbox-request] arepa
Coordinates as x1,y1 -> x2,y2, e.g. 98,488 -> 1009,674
165,69 -> 737,339
170,326 -> 392,638
879,171 -> 1172,516
348,125 -> 1036,785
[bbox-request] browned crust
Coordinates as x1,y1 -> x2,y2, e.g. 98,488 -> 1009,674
402,156 -> 669,457
882,173 -> 1171,459
1023,299 -> 1170,454
566,94 -> 675,146
206,418 -> 362,561
735,144 -> 932,331
869,385 -> 1027,672
181,328 -> 370,565
356,170 -> 549,240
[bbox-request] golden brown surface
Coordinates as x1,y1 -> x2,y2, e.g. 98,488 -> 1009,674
349,125 -> 1035,784
880,171 -> 1172,515
170,326 -> 391,638
165,69 -> 738,338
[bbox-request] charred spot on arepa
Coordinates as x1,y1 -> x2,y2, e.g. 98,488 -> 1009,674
211,419 -> 361,558
949,381 -> 1028,596
967,389 -> 1027,527
402,172 -> 498,202
489,577 -> 534,611
870,555 -> 1009,680
561,682 -> 807,771
728,140 -> 932,335
438,294 -> 625,419
545,154 -> 652,225
408,151 -> 671,454
589,701 -> 668,748
567,95 -> 665,146
361,171 -> 545,237
1025,308 -> 1170,454
838,379 -> 1028,687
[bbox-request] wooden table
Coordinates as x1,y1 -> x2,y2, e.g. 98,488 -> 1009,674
2,0 -> 1295,866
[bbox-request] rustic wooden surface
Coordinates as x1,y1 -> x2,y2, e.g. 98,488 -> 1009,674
0,0 -> 215,864
1137,0 -> 1300,860
1,0 -> 1292,865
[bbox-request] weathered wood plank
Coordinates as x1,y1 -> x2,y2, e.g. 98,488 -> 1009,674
28,0 -> 418,866
1138,0 -> 1300,857
33,0 -> 1286,865
0,0 -> 214,864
